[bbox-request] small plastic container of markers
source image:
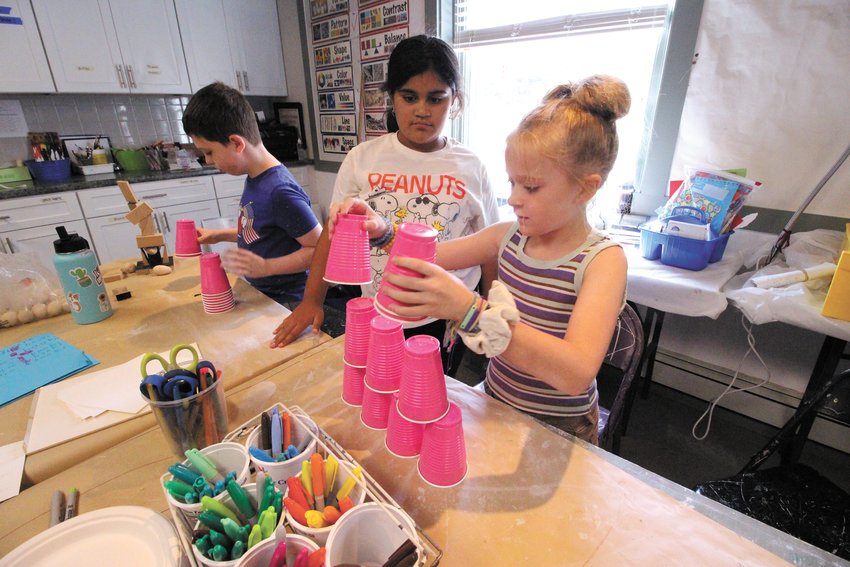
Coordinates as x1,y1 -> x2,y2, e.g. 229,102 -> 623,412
161,403 -> 443,566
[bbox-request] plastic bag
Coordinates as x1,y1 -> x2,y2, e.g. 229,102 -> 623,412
0,251 -> 69,328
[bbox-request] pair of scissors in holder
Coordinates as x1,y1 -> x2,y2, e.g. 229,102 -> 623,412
140,344 -> 201,401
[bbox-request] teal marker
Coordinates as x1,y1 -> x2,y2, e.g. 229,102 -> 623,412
225,480 -> 257,521
230,540 -> 246,560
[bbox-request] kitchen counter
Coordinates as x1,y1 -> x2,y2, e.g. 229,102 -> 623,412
0,159 -> 314,201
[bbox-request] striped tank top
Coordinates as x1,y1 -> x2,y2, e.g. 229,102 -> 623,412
485,224 -> 621,417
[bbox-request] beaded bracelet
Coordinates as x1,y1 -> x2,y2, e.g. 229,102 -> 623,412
458,293 -> 488,334
369,217 -> 394,248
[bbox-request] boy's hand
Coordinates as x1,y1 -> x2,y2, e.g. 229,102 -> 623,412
221,248 -> 268,278
328,198 -> 387,240
381,257 -> 474,322
271,301 -> 324,348
196,227 -> 221,244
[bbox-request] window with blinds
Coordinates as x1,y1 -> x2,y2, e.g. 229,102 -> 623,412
450,0 -> 701,219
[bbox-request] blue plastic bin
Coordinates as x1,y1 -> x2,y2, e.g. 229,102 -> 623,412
24,159 -> 72,183
639,228 -> 732,271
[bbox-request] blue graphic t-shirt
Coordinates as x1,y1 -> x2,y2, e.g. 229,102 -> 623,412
237,165 -> 318,303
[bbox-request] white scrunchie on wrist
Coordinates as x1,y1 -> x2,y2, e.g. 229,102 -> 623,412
458,281 -> 520,357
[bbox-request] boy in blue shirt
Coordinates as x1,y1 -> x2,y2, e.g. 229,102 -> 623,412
183,82 -> 321,305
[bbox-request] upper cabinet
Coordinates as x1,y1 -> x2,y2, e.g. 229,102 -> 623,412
175,0 -> 287,96
32,0 -> 190,94
0,0 -> 55,92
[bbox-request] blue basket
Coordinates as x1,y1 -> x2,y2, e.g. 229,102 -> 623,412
24,159 -> 72,183
639,228 -> 733,271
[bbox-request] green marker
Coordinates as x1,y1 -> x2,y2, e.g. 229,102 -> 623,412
247,523 -> 263,549
226,480 -> 257,521
200,495 -> 238,523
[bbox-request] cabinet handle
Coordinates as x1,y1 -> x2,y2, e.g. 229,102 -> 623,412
162,211 -> 171,232
0,215 -> 10,221
126,64 -> 137,89
145,193 -> 168,199
0,238 -> 7,254
242,70 -> 250,92
5,238 -> 13,254
153,213 -> 162,233
115,64 -> 127,88
236,70 -> 244,91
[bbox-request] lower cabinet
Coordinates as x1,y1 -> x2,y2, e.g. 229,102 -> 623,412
1,219 -> 92,272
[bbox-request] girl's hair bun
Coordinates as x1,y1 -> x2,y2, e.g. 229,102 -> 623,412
545,75 -> 631,121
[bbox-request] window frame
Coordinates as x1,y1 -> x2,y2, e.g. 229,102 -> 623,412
435,0 -> 704,216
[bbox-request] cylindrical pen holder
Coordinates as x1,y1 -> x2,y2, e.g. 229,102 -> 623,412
146,377 -> 228,458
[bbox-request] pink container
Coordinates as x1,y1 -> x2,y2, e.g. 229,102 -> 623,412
344,297 -> 377,367
360,384 -> 393,430
202,288 -> 235,314
388,222 -> 438,261
417,402 -> 468,488
342,362 -> 366,406
174,219 -> 201,257
364,316 -> 404,393
397,335 -> 449,424
200,252 -> 232,295
324,214 -> 372,285
386,392 -> 425,458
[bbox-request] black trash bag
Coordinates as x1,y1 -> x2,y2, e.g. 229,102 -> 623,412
695,463 -> 850,559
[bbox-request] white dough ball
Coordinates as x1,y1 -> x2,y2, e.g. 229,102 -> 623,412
152,264 -> 172,276
122,262 -> 136,274
47,300 -> 64,317
17,309 -> 35,324
31,303 -> 48,319
1,310 -> 18,327
62,301 -> 71,312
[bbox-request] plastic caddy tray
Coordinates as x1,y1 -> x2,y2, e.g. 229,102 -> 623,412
639,227 -> 732,271
162,403 -> 443,567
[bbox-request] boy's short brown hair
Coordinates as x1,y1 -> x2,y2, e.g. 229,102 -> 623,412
182,82 -> 261,145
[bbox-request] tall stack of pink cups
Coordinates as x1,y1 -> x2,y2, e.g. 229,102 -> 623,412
374,222 -> 438,323
342,297 -> 376,406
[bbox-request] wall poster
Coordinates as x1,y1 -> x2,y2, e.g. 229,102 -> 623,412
304,0 -> 418,161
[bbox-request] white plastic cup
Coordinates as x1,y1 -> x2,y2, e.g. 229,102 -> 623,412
325,502 -> 420,567
233,534 -> 319,567
284,460 -> 368,546
191,483 -> 285,566
244,414 -> 318,490
164,441 -> 250,523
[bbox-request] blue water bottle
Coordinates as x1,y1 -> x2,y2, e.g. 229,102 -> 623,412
53,226 -> 113,324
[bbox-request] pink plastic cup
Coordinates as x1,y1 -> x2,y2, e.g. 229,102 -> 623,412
389,222 -> 438,262
200,252 -> 232,295
374,280 -> 424,324
174,219 -> 202,257
344,297 -> 377,367
417,402 -> 468,488
397,335 -> 449,424
342,362 -> 366,406
202,289 -> 235,314
364,316 -> 404,393
386,392 -> 425,458
360,384 -> 393,430
324,214 -> 372,285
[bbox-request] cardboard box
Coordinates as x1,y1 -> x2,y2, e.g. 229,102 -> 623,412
822,250 -> 850,322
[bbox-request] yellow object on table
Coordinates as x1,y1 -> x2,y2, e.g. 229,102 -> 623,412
822,250 -> 850,322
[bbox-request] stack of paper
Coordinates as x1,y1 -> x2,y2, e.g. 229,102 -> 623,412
0,334 -> 98,407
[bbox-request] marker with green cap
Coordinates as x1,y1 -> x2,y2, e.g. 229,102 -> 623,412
247,524 -> 263,549
201,495 -> 239,523
184,449 -> 221,481
225,480 -> 257,521
220,517 -> 248,543
198,510 -> 225,532
258,506 -> 277,539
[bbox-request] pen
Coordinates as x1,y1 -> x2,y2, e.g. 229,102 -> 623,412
270,408 -> 282,458
50,490 -> 65,527
64,488 -> 79,521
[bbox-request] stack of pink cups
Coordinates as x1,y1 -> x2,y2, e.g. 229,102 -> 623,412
385,391 -> 425,458
360,316 -> 405,430
342,297 -> 377,406
324,213 -> 373,285
174,219 -> 202,257
199,252 -> 235,314
375,222 -> 438,324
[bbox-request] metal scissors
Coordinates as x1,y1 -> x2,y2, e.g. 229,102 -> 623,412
140,344 -> 199,379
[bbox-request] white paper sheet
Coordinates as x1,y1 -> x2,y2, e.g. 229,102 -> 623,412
24,345 -> 201,454
0,441 -> 26,502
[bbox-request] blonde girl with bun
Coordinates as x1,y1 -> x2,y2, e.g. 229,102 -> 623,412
330,75 -> 631,443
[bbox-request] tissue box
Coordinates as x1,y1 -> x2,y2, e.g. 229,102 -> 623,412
821,250 -> 850,322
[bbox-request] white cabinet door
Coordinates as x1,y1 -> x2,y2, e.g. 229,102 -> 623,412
1,220 -> 91,270
0,0 -> 55,92
32,0 -> 190,94
217,195 -> 242,220
155,200 -> 221,253
174,0 -> 240,93
108,0 -> 190,94
0,193 -> 84,233
226,0 -> 287,96
32,0 -> 125,93
211,173 -> 246,199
